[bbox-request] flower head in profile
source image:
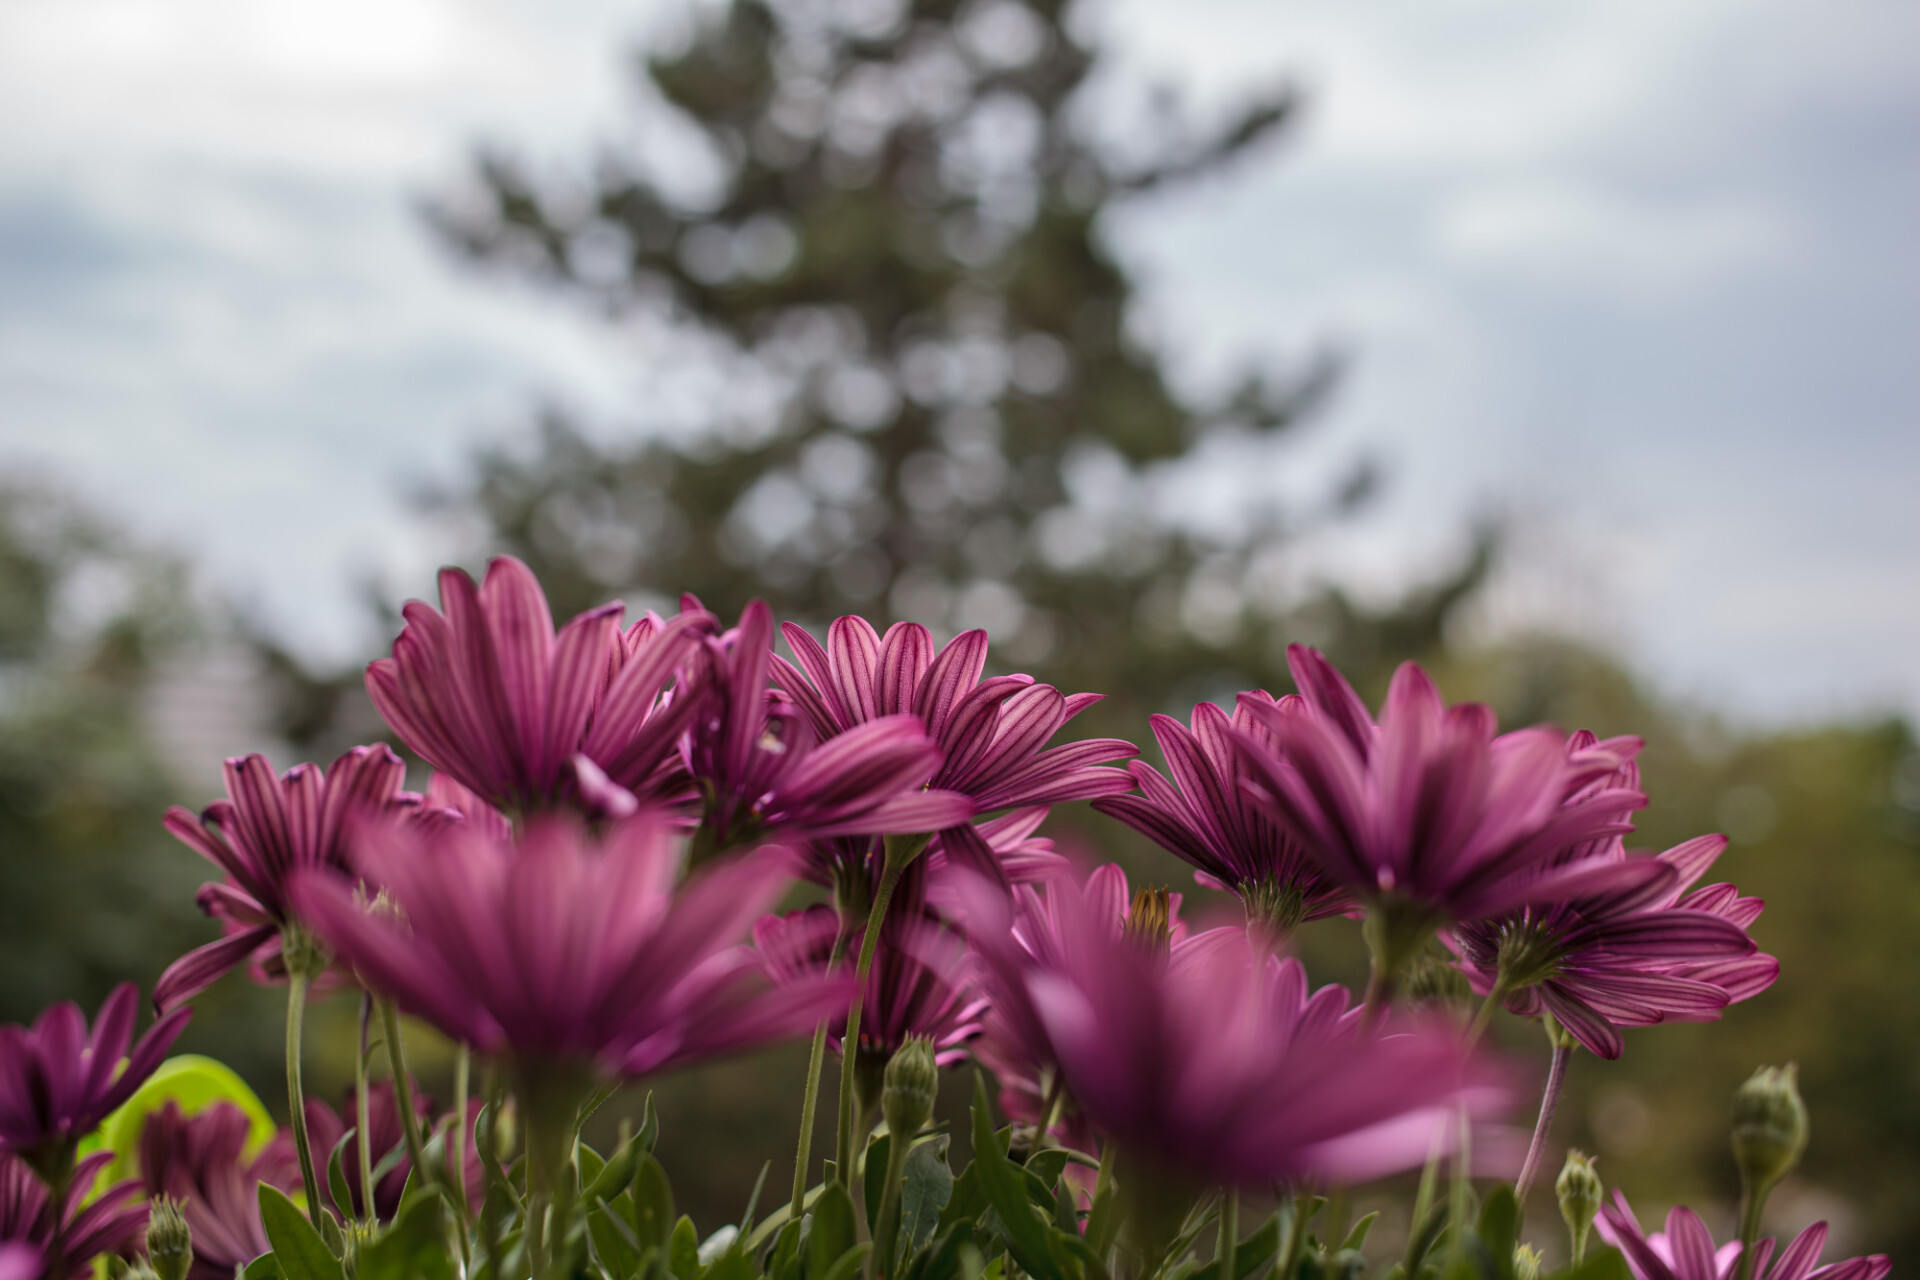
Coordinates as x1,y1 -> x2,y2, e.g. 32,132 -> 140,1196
282,1080 -> 482,1222
1449,834 -> 1776,1058
771,615 -> 1137,823
1595,1190 -> 1889,1280
138,1101 -> 297,1280
1094,697 -> 1350,938
0,985 -> 188,1179
684,603 -> 972,853
0,1151 -> 145,1279
1234,646 -> 1647,937
367,556 -> 713,816
292,813 -> 848,1086
155,746 -> 415,1011
757,856 -> 985,1097
965,864 -> 1506,1188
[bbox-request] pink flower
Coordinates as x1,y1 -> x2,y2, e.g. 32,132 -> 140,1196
155,746 -> 416,1012
0,1151 -> 145,1280
0,985 -> 188,1178
684,603 -> 972,851
1234,647 -> 1647,928
1449,834 -> 1776,1058
138,1101 -> 298,1280
1094,697 -> 1351,935
1596,1190 -> 1889,1280
281,1080 -> 482,1222
367,556 -> 713,815
291,814 -> 848,1082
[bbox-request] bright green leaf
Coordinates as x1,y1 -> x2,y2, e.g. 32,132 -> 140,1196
256,1183 -> 345,1280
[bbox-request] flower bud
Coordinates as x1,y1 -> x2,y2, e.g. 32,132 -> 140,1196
1513,1245 -> 1544,1280
881,1037 -> 939,1140
146,1197 -> 194,1280
1731,1064 -> 1807,1196
1556,1150 -> 1602,1263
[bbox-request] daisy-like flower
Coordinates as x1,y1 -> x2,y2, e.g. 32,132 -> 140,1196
684,603 -> 972,853
0,1151 -> 145,1280
154,746 -> 415,1012
770,615 -> 1137,828
1093,696 -> 1350,938
1233,646 -> 1648,976
963,865 -> 1506,1191
283,1080 -> 482,1222
0,985 -> 188,1182
291,813 -> 848,1112
138,1101 -> 298,1280
756,856 -> 986,1102
1449,834 -> 1776,1058
366,556 -> 714,816
1595,1190 -> 1889,1280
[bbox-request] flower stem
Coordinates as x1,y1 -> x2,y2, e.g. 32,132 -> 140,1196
834,857 -> 908,1183
1734,1190 -> 1768,1280
869,1121 -> 913,1280
1216,1188 -> 1239,1280
790,924 -> 852,1220
1464,973 -> 1514,1048
1514,1038 -> 1573,1202
356,995 -> 376,1223
379,1001 -> 433,1203
284,970 -> 325,1226
453,1044 -> 471,1217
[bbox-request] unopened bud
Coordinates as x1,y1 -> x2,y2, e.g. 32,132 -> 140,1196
882,1038 -> 939,1140
1556,1150 -> 1602,1263
1327,1248 -> 1366,1280
146,1197 -> 193,1280
1122,887 -> 1173,963
1513,1245 -> 1543,1280
1731,1064 -> 1807,1197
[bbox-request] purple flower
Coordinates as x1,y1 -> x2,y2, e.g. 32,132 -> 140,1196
1093,697 -> 1351,936
138,1101 -> 297,1280
367,556 -> 713,815
1596,1190 -> 1890,1280
1234,647 -> 1647,931
154,746 -> 416,1012
291,814 -> 848,1083
684,603 -> 973,851
757,857 -> 986,1082
0,1151 -> 145,1280
771,615 -> 1137,821
1449,834 -> 1776,1058
971,864 -> 1505,1187
0,985 -> 188,1179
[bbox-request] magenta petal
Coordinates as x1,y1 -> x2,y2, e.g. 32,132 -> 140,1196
154,927 -> 277,1012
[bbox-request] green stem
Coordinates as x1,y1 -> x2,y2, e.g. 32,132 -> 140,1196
791,925 -> 853,1219
1216,1189 -> 1239,1280
1404,1131 -> 1445,1272
477,1068 -> 506,1280
379,1002 -> 433,1202
1086,1139 -> 1121,1263
834,858 -> 908,1183
1276,1193 -> 1311,1280
356,995 -> 376,1223
1514,1039 -> 1572,1202
285,970 -> 325,1226
453,1044 -> 471,1218
1734,1188 -> 1769,1280
869,1122 -> 913,1280
1464,973 -> 1515,1048
1447,1107 -> 1474,1262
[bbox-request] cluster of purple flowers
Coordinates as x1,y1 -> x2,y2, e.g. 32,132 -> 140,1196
0,555 -> 1891,1279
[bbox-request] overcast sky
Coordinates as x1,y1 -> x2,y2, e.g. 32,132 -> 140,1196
2,0 -> 1916,724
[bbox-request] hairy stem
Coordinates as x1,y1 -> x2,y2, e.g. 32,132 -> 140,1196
355,995 -> 376,1223
1515,1040 -> 1573,1201
379,1001 -> 433,1202
790,924 -> 852,1219
869,1124 -> 913,1280
1464,973 -> 1515,1048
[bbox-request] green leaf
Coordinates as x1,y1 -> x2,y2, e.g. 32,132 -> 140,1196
632,1156 -> 677,1252
900,1136 -> 954,1253
256,1183 -> 346,1280
637,1092 -> 660,1156
1185,1214 -> 1281,1280
966,1075 -> 1064,1280
809,1182 -> 858,1279
1477,1187 -> 1519,1265
91,1055 -> 278,1190
1020,1149 -> 1095,1188
1547,1248 -> 1633,1280
584,1132 -> 643,1205
934,1165 -> 985,1237
242,1255 -> 285,1280
356,1195 -> 455,1280
1340,1212 -> 1380,1254
325,1130 -> 356,1221
819,1244 -> 873,1280
670,1215 -> 702,1280
587,1200 -> 646,1280
864,1133 -> 893,1232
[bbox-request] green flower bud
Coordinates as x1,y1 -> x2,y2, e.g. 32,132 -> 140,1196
881,1037 -> 939,1140
146,1197 -> 194,1280
1556,1149 -> 1602,1264
1731,1064 -> 1807,1197
1513,1245 -> 1544,1280
1327,1248 -> 1367,1280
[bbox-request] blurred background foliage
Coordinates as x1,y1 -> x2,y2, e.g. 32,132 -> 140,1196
1,0 -> 1914,1266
